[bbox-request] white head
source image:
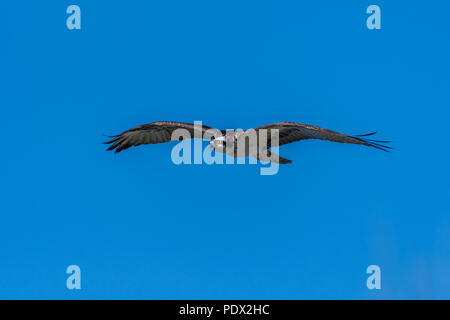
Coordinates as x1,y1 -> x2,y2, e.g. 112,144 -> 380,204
209,136 -> 227,152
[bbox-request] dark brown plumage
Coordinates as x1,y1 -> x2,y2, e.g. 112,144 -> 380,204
104,121 -> 392,162
255,122 -> 392,152
104,121 -> 223,153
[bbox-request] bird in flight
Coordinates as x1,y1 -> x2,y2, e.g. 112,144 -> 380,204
104,121 -> 391,164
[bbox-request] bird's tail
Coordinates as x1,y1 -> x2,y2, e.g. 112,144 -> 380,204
258,150 -> 292,164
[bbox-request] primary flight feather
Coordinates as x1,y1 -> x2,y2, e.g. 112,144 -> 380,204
104,121 -> 392,164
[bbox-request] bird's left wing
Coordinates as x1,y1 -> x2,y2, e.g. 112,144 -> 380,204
254,122 -> 392,152
104,121 -> 222,153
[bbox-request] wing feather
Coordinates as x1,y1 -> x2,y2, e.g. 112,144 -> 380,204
104,121 -> 223,153
255,122 -> 392,152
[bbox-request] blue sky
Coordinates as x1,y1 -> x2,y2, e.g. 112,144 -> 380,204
1,1 -> 449,299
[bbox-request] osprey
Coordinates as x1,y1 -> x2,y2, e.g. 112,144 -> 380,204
104,121 -> 391,164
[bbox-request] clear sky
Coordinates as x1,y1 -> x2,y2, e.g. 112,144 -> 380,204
1,1 -> 449,299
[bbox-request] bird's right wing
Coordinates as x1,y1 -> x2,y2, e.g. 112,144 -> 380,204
255,122 -> 392,152
104,121 -> 223,153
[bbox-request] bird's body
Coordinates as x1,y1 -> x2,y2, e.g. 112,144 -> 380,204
104,121 -> 391,163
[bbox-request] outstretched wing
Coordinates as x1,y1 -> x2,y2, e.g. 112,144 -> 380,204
104,121 -> 223,153
254,122 -> 392,152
